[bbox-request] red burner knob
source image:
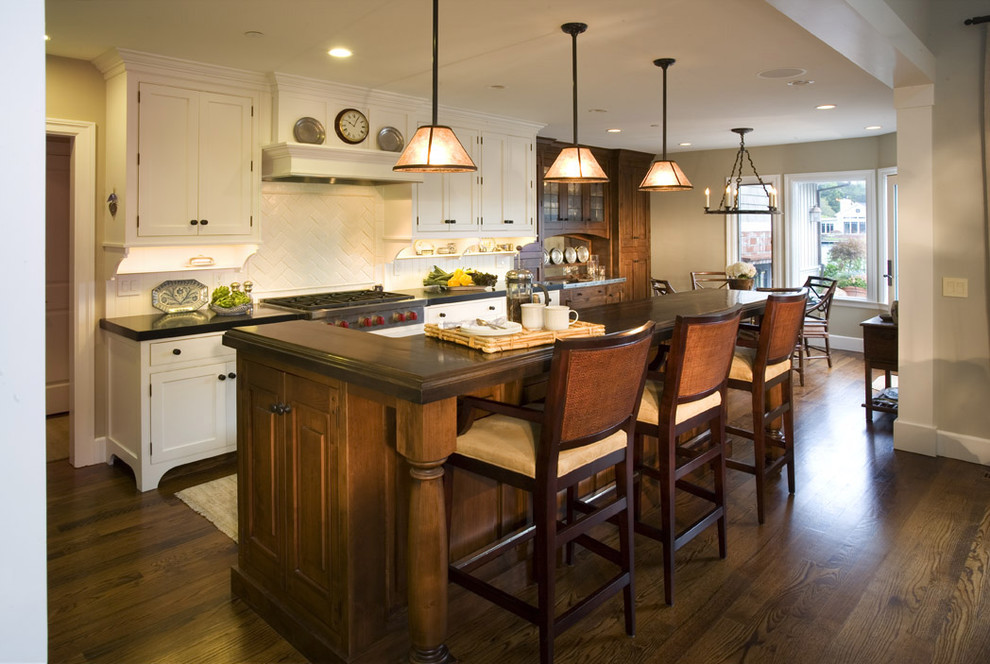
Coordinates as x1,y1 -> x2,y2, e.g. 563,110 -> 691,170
374,315 -> 385,326
406,311 -> 418,321
392,312 -> 406,323
336,320 -> 350,328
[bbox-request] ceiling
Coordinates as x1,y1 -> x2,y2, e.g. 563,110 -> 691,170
44,0 -> 898,153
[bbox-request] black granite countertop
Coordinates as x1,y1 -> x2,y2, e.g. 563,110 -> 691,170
100,304 -> 306,342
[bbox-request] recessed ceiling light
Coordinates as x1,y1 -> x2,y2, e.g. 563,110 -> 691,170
328,47 -> 352,58
757,67 -> 807,79
816,104 -> 836,110
865,125 -> 882,130
607,128 -> 621,133
243,30 -> 264,39
679,142 -> 691,147
787,79 -> 814,86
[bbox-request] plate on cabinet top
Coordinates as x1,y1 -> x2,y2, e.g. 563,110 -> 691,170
564,247 -> 578,263
542,248 -> 550,265
293,117 -> 326,144
576,245 -> 590,262
377,126 -> 405,152
151,279 -> 209,313
549,248 -> 564,264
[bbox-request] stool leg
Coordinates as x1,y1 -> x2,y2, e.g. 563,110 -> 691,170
713,412 -> 728,559
616,457 -> 636,637
659,427 -> 677,606
535,493 -> 556,664
752,388 -> 768,525
783,379 -> 796,494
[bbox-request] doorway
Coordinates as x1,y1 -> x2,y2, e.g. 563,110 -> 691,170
46,119 -> 99,467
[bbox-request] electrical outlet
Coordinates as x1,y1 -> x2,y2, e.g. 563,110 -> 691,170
942,276 -> 968,298
116,277 -> 140,297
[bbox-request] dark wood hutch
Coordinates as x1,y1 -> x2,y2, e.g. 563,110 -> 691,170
521,137 -> 655,308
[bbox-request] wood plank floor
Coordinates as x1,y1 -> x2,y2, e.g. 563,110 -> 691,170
47,351 -> 990,663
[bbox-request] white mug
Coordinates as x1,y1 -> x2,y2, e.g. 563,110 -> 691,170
544,305 -> 579,331
520,303 -> 545,330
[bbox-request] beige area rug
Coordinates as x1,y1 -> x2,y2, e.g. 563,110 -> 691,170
176,474 -> 237,542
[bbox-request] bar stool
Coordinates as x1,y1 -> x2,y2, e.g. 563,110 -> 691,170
725,291 -> 807,524
445,322 -> 655,664
633,307 -> 742,605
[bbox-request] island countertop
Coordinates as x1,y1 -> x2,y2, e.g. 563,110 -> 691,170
222,288 -> 768,404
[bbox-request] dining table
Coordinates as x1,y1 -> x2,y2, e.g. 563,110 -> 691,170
222,288 -> 769,664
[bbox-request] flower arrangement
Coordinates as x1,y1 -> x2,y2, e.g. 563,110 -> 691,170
726,261 -> 757,279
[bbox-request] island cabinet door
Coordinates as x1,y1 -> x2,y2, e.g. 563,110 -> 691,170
238,360 -> 284,584
282,373 -> 345,639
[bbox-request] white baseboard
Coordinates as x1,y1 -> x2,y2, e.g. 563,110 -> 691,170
72,436 -> 107,468
829,334 -> 863,353
894,419 -> 938,456
938,430 -> 990,466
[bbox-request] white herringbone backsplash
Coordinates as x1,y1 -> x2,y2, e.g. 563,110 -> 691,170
248,182 -> 384,295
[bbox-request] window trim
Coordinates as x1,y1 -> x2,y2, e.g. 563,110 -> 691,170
782,169 -> 880,302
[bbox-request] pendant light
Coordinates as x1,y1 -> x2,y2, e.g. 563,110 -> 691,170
639,58 -> 693,191
703,128 -> 779,214
393,0 -> 476,173
544,22 -> 608,183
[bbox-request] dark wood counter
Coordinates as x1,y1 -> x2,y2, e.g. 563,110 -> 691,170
222,289 -> 768,664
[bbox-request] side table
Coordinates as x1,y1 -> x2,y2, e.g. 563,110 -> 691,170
861,316 -> 897,423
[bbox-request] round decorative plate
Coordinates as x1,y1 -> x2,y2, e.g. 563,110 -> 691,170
293,117 -> 326,144
576,245 -> 590,262
564,247 -> 578,263
377,126 -> 405,152
542,248 -> 550,265
549,248 -> 564,265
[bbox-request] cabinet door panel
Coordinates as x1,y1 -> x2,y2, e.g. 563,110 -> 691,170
240,361 -> 282,581
198,91 -> 254,236
504,135 -> 532,232
149,362 -> 229,464
284,374 -> 343,633
480,134 -> 504,229
443,127 -> 479,231
137,83 -> 199,237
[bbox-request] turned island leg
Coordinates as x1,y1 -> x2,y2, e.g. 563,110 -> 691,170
396,398 -> 458,664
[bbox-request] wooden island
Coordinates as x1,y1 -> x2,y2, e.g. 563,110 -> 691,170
221,289 -> 769,664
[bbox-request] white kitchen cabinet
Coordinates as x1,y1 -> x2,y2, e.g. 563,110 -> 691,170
137,83 -> 255,238
97,49 -> 268,254
424,295 -> 506,326
106,331 -> 237,491
415,126 -> 481,234
480,134 -> 535,235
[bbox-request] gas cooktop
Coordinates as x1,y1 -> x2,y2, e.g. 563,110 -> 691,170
262,289 -> 414,312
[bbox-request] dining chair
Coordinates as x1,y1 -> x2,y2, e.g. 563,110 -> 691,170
801,276 -> 838,378
445,322 -> 655,664
634,306 -> 741,605
690,271 -> 730,290
651,279 -> 676,296
725,291 -> 807,524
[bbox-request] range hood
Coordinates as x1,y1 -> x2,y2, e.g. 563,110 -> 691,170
261,143 -> 424,186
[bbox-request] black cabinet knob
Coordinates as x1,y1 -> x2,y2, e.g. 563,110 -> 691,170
190,219 -> 198,226
172,348 -> 181,355
218,374 -> 227,381
281,404 -> 292,414
227,372 -> 236,379
200,219 -> 208,226
504,219 -> 514,224
269,403 -> 280,413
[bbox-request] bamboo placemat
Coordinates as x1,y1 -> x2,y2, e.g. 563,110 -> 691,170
424,320 -> 605,353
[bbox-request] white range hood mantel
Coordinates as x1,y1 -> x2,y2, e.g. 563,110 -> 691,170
261,142 -> 424,186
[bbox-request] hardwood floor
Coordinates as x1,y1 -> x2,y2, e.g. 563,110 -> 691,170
47,351 -> 990,663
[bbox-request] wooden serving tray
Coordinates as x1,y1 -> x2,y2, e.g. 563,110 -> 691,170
424,320 -> 605,353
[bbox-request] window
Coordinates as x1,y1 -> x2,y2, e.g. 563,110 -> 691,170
726,175 -> 781,289
784,170 -> 885,302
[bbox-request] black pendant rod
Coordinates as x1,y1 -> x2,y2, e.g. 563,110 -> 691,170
654,58 -> 675,161
431,0 -> 439,126
965,15 -> 990,25
562,23 -> 588,147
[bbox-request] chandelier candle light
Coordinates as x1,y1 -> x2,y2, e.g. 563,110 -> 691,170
544,22 -> 608,184
393,0 -> 477,173
704,128 -> 778,215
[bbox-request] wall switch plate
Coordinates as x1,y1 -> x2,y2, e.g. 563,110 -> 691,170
116,277 -> 140,297
942,276 -> 968,298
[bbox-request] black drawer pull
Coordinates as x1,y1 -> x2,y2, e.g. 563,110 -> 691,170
200,219 -> 208,226
172,348 -> 181,355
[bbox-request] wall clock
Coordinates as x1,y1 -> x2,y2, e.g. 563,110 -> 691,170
334,108 -> 369,145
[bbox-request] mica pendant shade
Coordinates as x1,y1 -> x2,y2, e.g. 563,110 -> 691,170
544,22 -> 608,184
392,125 -> 476,172
639,57 -> 692,192
393,0 -> 476,173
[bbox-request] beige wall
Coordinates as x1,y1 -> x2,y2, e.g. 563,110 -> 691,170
649,133 -> 897,339
46,55 -> 109,439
